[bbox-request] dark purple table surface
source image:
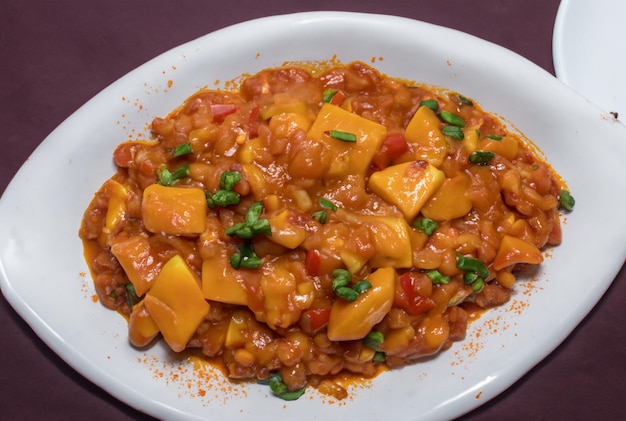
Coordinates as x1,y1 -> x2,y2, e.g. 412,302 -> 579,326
2,1 -> 625,420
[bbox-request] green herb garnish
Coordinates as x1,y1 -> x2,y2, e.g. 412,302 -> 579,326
171,142 -> 193,157
559,190 -> 575,211
327,130 -> 357,142
157,164 -> 189,186
414,217 -> 438,236
419,99 -> 439,112
440,110 -> 465,127
441,125 -> 464,140
469,150 -> 495,166
259,373 -> 306,401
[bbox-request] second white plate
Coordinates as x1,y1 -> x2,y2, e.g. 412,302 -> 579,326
553,0 -> 626,116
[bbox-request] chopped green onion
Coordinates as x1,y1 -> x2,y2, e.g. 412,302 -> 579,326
456,254 -> 489,279
220,171 -> 241,191
209,190 -> 240,207
172,142 -> 193,157
441,125 -> 464,140
469,150 -> 495,166
322,89 -> 338,103
225,202 -> 271,240
463,272 -> 480,285
157,164 -> 189,186
331,269 -> 351,290
414,217 -> 438,236
471,278 -> 484,292
319,197 -> 339,211
313,197 -> 338,224
419,99 -> 439,112
364,331 -> 384,350
352,280 -> 372,294
230,242 -> 262,269
559,190 -> 575,211
373,351 -> 386,362
327,130 -> 357,142
426,270 -> 451,285
335,286 -> 359,301
263,373 -> 306,401
312,210 -> 327,224
486,134 -> 503,141
458,95 -> 473,106
125,283 -> 138,308
440,110 -> 465,127
331,269 -> 370,301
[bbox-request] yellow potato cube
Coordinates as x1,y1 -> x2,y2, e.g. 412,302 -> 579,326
202,251 -> 251,306
110,236 -> 162,296
268,209 -> 306,249
327,267 -> 396,341
421,173 -> 473,221
128,301 -> 160,347
102,179 -> 128,236
142,184 -> 207,236
404,105 -> 448,166
307,103 -> 387,178
368,161 -> 445,221
143,255 -> 210,352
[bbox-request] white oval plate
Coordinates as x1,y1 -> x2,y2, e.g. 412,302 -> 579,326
1,12 -> 626,421
553,0 -> 626,116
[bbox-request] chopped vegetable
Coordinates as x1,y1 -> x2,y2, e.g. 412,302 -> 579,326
313,197 -> 338,224
331,269 -> 371,302
225,201 -> 271,239
326,129 -> 357,142
441,125 -> 464,140
419,99 -> 439,112
363,331 -> 384,350
157,164 -> 189,186
260,373 -> 306,401
230,242 -> 262,269
486,134 -> 503,141
469,150 -> 495,166
559,190 -> 575,211
172,142 -> 193,157
440,110 -> 465,127
426,270 -> 450,285
413,217 -> 438,236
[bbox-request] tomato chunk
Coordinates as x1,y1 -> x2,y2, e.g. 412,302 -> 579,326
210,104 -> 238,123
397,272 -> 435,316
371,132 -> 409,170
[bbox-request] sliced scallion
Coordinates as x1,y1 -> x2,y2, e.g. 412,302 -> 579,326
327,129 -> 357,142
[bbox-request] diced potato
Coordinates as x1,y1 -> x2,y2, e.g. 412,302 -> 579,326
340,249 -> 368,274
368,161 -> 445,221
404,105 -> 448,166
421,173 -> 473,221
241,163 -> 268,199
143,255 -> 210,352
307,103 -> 387,178
260,93 -> 307,120
224,311 -> 250,348
480,135 -> 519,161
128,301 -> 160,347
142,184 -> 207,236
327,267 -> 396,341
492,235 -> 543,271
110,236 -> 162,296
268,209 -> 306,249
337,210 -> 413,268
202,250 -> 250,306
462,127 -> 479,154
103,179 -> 128,235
